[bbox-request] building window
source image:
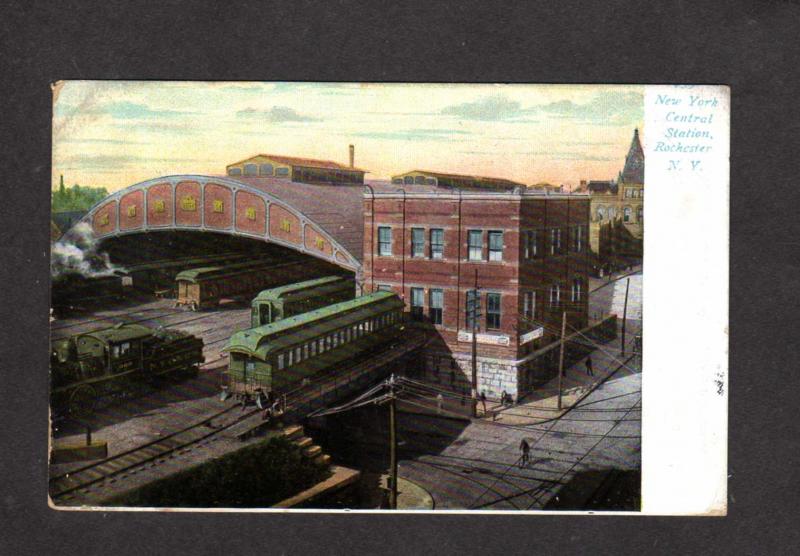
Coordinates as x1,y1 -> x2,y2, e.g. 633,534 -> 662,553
523,291 -> 536,321
571,278 -> 583,303
574,226 -> 584,252
404,176 -> 414,185
550,228 -> 562,255
392,177 -> 403,185
415,175 -> 426,185
259,163 -> 274,176
624,206 -> 632,222
597,206 -> 606,221
243,163 -> 258,176
430,228 -> 444,259
640,189 -> 644,198
429,289 -> 443,325
524,230 -> 538,259
550,284 -> 561,308
411,228 -> 425,257
486,293 -> 501,330
378,226 -> 392,256
275,167 -> 290,177
468,230 -> 483,261
410,287 -> 424,321
228,167 -> 242,176
488,231 -> 503,262
377,284 -> 392,292
638,206 -> 643,222
465,290 -> 479,330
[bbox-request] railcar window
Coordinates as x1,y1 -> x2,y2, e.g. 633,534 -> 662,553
278,353 -> 285,370
288,350 -> 294,366
295,347 -> 302,362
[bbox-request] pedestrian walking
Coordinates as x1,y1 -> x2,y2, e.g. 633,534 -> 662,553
585,355 -> 594,377
519,438 -> 530,468
436,393 -> 444,415
480,391 -> 487,416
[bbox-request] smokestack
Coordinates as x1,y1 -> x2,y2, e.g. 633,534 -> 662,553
349,144 -> 355,168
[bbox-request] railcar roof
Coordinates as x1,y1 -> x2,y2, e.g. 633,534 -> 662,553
81,323 -> 153,344
226,291 -> 402,359
251,275 -> 349,303
175,258 -> 289,283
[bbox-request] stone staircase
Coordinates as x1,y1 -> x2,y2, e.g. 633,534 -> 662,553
284,425 -> 332,468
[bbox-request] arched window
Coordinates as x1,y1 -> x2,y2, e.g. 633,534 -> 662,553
243,163 -> 258,176
624,206 -> 632,222
608,206 -> 617,220
596,206 -> 606,221
637,206 -> 643,222
392,177 -> 403,184
228,167 -> 242,176
404,176 -> 414,185
259,163 -> 274,176
414,175 -> 426,185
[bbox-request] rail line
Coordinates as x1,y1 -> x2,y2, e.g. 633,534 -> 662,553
50,403 -> 260,503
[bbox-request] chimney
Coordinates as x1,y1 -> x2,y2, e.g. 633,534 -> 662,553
349,144 -> 355,168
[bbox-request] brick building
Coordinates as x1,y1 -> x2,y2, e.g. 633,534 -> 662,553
362,182 -> 591,400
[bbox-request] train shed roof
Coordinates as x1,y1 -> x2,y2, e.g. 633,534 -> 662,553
226,175 -> 372,262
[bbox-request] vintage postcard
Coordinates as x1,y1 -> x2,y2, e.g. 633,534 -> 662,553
49,82 -> 728,514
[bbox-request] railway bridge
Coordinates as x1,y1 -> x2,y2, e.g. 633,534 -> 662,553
65,173 -> 366,274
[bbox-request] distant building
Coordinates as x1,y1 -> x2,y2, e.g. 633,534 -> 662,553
390,170 -> 525,191
582,129 -> 644,258
363,181 -> 590,400
226,146 -> 366,185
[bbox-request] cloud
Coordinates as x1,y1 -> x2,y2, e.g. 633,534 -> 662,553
105,101 -> 196,119
236,105 -> 320,122
351,128 -> 471,141
538,91 -> 643,126
440,95 -> 534,121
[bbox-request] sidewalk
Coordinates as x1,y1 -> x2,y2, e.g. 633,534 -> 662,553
589,263 -> 642,293
482,323 -> 641,425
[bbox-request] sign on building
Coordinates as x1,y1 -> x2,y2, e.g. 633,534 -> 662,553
457,331 -> 511,346
519,326 -> 544,345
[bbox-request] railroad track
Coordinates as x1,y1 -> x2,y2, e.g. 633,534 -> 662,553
50,403 -> 260,504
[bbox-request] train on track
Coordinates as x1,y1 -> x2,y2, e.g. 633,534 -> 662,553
174,258 -> 325,311
250,275 -> 355,327
50,323 -> 205,418
51,252 -> 261,316
224,291 -> 405,398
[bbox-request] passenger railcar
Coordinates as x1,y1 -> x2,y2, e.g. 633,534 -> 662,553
224,291 -> 405,397
51,323 -> 204,417
175,258 -> 313,310
250,275 -> 355,327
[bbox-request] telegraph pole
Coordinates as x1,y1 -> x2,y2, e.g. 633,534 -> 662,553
470,269 -> 480,417
621,278 -> 630,356
388,376 -> 398,509
557,310 -> 567,410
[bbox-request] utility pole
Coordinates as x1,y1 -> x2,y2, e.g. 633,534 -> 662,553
469,269 -> 480,417
557,310 -> 567,410
621,278 -> 630,356
388,376 -> 398,510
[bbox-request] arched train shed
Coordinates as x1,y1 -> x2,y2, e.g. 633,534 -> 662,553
71,174 -> 366,273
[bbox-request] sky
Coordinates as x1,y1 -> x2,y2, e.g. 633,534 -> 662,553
52,82 -> 644,193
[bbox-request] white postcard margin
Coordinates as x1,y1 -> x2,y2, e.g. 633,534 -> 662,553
642,85 -> 729,515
